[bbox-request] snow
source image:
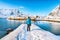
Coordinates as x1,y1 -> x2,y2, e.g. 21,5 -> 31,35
1,24 -> 60,40
49,5 -> 60,17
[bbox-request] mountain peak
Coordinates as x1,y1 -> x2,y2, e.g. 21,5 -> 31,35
56,5 -> 60,9
49,5 -> 60,17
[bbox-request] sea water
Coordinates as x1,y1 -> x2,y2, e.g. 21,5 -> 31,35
0,18 -> 21,38
0,18 -> 60,39
35,21 -> 60,35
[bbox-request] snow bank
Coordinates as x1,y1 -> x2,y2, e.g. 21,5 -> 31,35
1,24 -> 60,40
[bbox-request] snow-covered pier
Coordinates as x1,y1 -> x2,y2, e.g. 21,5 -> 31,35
1,24 -> 60,40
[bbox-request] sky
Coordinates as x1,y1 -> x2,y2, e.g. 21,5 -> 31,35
0,0 -> 60,16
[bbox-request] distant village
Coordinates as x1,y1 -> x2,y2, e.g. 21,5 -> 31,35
0,5 -> 60,21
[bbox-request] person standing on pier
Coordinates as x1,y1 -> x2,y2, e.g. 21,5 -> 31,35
26,17 -> 31,31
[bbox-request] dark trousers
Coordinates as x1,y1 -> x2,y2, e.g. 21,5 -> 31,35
27,24 -> 31,31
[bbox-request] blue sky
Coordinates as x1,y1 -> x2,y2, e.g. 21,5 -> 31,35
0,0 -> 60,16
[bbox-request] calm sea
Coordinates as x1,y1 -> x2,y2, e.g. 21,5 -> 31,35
35,21 -> 60,35
0,18 -> 60,39
0,18 -> 21,38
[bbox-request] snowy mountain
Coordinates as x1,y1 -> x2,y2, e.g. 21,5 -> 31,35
1,24 -> 60,40
0,9 -> 23,18
49,5 -> 60,17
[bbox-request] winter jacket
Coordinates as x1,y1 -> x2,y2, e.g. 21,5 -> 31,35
25,18 -> 31,25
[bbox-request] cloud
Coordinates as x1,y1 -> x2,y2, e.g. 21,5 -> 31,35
0,4 -> 12,9
19,6 -> 24,9
0,2 -> 18,9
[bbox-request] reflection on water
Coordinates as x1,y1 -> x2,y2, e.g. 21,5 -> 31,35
0,18 -> 21,38
35,21 -> 60,35
50,22 -> 60,35
0,18 -> 60,39
35,21 -> 51,31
